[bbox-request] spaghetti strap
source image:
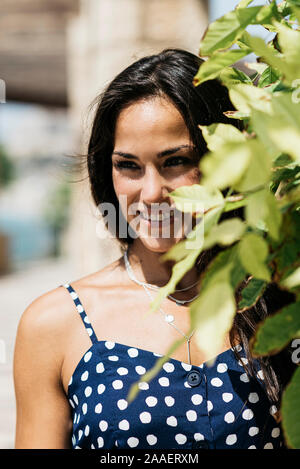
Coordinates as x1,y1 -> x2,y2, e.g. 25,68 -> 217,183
61,283 -> 98,345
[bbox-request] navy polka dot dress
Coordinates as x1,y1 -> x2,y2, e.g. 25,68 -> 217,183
62,283 -> 284,450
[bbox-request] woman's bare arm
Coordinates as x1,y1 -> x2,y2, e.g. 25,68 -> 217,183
14,290 -> 73,449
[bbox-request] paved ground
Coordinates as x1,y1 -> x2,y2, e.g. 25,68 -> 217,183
0,256 -> 76,449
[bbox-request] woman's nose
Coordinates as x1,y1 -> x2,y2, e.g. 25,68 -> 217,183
140,166 -> 168,205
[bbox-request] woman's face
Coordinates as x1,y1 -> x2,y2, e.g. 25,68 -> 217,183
112,96 -> 201,252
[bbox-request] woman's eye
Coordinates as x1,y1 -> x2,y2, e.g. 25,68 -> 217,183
164,156 -> 190,167
114,161 -> 139,170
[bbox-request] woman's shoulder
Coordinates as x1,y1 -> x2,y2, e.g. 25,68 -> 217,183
18,255 -> 126,338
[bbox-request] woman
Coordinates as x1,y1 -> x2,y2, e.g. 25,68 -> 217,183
14,49 -> 295,449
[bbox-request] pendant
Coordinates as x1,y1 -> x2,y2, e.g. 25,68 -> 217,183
165,314 -> 174,323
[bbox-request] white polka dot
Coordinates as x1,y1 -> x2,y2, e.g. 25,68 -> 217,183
194,433 -> 204,441
68,376 -> 73,386
270,405 -> 278,416
146,434 -> 157,445
95,403 -> 102,414
217,363 -> 228,373
222,393 -> 233,403
112,380 -> 123,390
91,444 -> 95,449
164,396 -> 175,407
70,291 -> 78,300
84,316 -> 91,324
257,369 -> 264,380
82,403 -> 88,415
145,396 -> 157,407
181,362 -> 192,371
238,357 -> 249,366
175,434 -> 187,445
191,394 -> 203,405
233,344 -> 242,352
76,304 -> 84,313
108,355 -> 119,361
117,399 -> 128,410
249,427 -> 259,436
78,429 -> 83,440
119,419 -> 130,431
226,434 -> 237,445
163,362 -> 175,373
271,427 -> 280,438
84,386 -> 92,397
186,410 -> 197,422
117,367 -> 128,376
73,394 -> 79,405
264,442 -> 273,449
97,384 -> 106,394
84,351 -> 92,362
140,412 -> 151,423
207,400 -> 213,412
166,416 -> 177,427
135,366 -> 146,375
248,445 -> 256,449
84,425 -> 90,436
158,377 -> 169,387
153,352 -> 163,357
99,420 -> 108,432
81,371 -> 89,382
242,408 -> 254,420
248,392 -> 259,403
138,381 -> 149,390
69,399 -> 75,409
184,381 -> 192,388
87,328 -> 93,337
76,413 -> 80,424
96,362 -> 105,373
211,377 -> 223,387
224,412 -> 235,423
105,341 -> 115,349
240,372 -> 250,383
127,437 -> 139,448
128,348 -> 139,358
97,437 -> 104,448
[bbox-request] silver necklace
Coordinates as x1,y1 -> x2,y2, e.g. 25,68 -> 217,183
123,249 -> 200,306
124,249 -> 196,364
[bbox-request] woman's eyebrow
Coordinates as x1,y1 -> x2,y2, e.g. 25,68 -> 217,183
112,145 -> 195,160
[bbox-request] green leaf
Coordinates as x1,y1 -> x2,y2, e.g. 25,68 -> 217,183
169,184 -> 224,214
191,277 -> 236,362
219,66 -> 253,87
199,6 -> 264,56
236,0 -> 255,8
194,48 -> 250,86
203,218 -> 246,250
235,140 -> 273,192
274,20 -> 300,84
257,66 -> 281,88
246,34 -> 287,76
237,277 -> 267,311
229,83 -> 272,114
281,266 -> 300,289
251,301 -> 300,355
281,367 -> 300,449
200,141 -> 252,190
246,189 -> 282,241
199,123 -> 246,152
238,232 -> 271,281
244,61 -> 269,75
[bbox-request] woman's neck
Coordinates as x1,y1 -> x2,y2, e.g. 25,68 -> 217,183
125,240 -> 200,291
